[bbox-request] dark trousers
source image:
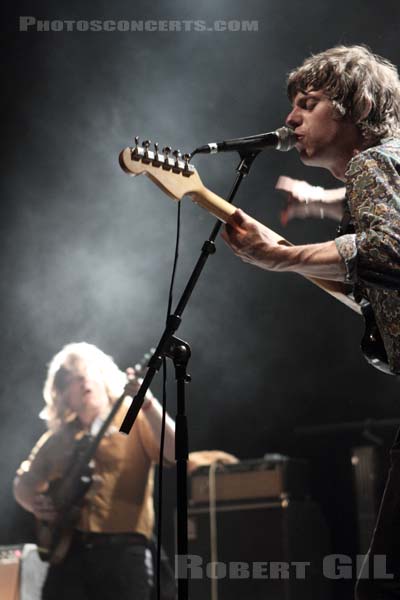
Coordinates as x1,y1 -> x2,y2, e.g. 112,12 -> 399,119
356,431 -> 400,599
42,532 -> 153,600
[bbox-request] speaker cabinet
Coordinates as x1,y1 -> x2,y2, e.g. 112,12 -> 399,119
186,499 -> 332,600
351,445 -> 389,554
0,546 -> 21,600
0,544 -> 48,600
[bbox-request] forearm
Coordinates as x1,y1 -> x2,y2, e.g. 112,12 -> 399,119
14,474 -> 58,521
322,187 -> 346,203
13,475 -> 38,514
318,187 -> 346,221
276,240 -> 347,281
143,396 -> 175,463
302,200 -> 345,222
188,450 -> 239,473
223,209 -> 347,280
278,179 -> 346,223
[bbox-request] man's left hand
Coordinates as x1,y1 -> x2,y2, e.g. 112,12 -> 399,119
221,208 -> 287,271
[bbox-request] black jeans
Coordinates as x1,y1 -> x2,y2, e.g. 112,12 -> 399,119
356,431 -> 400,599
42,532 -> 153,600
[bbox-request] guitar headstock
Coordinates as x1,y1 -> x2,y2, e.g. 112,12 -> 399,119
119,137 -> 203,201
134,347 -> 156,375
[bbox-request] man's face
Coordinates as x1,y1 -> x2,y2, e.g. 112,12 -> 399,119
57,360 -> 110,426
285,89 -> 361,177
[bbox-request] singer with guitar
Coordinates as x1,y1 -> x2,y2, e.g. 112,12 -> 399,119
14,342 -> 237,600
13,342 -> 175,600
222,45 -> 400,599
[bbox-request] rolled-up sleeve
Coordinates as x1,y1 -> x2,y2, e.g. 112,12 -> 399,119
335,233 -> 358,283
338,149 -> 400,289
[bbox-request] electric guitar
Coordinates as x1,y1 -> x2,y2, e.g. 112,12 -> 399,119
119,139 -> 391,375
36,349 -> 154,564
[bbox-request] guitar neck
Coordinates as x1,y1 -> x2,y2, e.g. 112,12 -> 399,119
188,187 -> 362,315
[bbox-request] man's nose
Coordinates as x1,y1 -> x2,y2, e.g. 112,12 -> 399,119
285,107 -> 301,129
80,374 -> 89,387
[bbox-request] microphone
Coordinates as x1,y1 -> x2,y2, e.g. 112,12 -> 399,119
191,126 -> 297,156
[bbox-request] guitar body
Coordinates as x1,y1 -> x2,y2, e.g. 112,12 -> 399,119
36,514 -> 76,565
36,438 -> 95,564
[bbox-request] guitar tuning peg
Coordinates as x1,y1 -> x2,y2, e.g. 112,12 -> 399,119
150,143 -> 162,167
182,154 -> 194,177
162,146 -> 173,170
182,153 -> 192,176
172,149 -> 182,173
131,136 -> 140,159
142,140 -> 151,162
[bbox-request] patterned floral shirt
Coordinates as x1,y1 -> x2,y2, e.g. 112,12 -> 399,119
335,138 -> 400,374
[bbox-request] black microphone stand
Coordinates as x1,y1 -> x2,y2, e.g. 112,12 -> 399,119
120,150 -> 260,600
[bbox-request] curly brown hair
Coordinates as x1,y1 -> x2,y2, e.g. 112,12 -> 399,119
287,45 -> 400,144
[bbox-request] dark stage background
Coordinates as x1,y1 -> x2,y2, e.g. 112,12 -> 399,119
3,1 -> 400,597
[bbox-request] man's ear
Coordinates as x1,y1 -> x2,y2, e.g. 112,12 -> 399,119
358,97 -> 373,123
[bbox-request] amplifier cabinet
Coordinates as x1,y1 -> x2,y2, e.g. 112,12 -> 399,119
185,499 -> 332,600
190,457 -> 309,503
0,546 -> 21,600
0,544 -> 48,600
